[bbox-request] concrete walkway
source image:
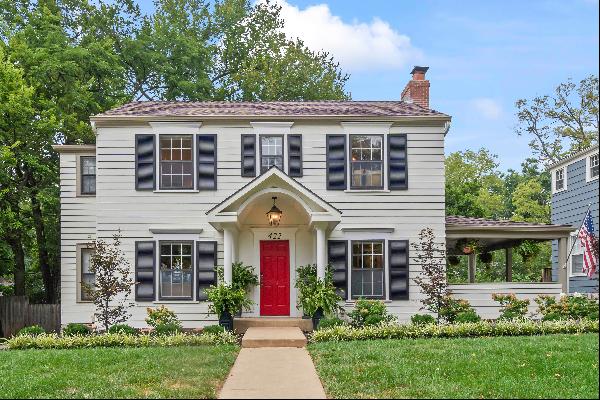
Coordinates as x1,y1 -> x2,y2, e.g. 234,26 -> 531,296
219,328 -> 326,399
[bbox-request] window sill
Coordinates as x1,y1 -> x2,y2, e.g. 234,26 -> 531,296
586,176 -> 599,183
344,299 -> 392,304
344,189 -> 390,193
552,188 -> 567,195
76,194 -> 96,198
152,300 -> 199,304
153,190 -> 199,193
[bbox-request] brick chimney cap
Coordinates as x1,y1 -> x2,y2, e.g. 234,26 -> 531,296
410,66 -> 429,75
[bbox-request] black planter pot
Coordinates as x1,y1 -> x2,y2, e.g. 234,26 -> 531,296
311,307 -> 324,330
219,311 -> 234,331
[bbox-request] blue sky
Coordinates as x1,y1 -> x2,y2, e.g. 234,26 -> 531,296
140,0 -> 599,171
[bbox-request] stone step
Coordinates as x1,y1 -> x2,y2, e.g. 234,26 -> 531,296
234,317 -> 313,334
241,327 -> 307,348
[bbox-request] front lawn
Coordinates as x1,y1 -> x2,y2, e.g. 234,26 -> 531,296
309,333 -> 599,399
0,345 -> 239,399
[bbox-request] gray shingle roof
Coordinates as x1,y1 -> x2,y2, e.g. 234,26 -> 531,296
93,101 -> 449,119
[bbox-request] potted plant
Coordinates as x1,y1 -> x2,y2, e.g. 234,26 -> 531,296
295,264 -> 342,329
206,283 -> 253,331
478,252 -> 493,264
447,255 -> 461,266
456,239 -> 479,255
216,262 -> 259,316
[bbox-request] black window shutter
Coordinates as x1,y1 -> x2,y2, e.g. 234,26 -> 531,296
388,134 -> 408,189
326,135 -> 346,190
197,241 -> 217,301
135,134 -> 155,190
328,240 -> 348,300
288,134 -> 303,177
241,134 -> 256,177
135,241 -> 156,301
389,240 -> 409,300
197,134 -> 217,190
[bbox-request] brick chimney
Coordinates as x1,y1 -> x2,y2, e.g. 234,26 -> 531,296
401,66 -> 430,109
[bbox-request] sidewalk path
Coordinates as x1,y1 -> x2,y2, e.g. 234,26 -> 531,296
219,328 -> 326,399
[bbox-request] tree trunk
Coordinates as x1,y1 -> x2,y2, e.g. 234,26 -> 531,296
6,233 -> 26,296
29,189 -> 57,303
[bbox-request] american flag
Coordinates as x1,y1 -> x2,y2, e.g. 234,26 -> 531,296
578,210 -> 598,278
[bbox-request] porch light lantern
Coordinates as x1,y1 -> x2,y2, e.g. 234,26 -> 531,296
267,196 -> 283,226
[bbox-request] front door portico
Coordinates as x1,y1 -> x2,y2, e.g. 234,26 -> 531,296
260,240 -> 290,316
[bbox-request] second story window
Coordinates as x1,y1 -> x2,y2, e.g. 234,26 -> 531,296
80,156 -> 96,195
351,135 -> 383,189
260,136 -> 283,173
160,135 -> 193,190
589,154 -> 599,180
555,168 -> 565,192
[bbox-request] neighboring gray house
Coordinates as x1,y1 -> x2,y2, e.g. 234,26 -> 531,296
549,144 -> 599,293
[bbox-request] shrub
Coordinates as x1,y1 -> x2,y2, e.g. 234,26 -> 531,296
202,325 -> 225,335
317,317 -> 347,330
153,322 -> 182,336
492,293 -> 530,320
17,325 -> 45,337
411,314 -> 436,326
309,319 -> 599,343
348,299 -> 394,327
216,262 -> 259,292
440,297 -> 479,323
535,294 -> 599,321
62,323 -> 91,337
6,331 -> 239,350
455,310 -> 481,323
107,324 -> 137,335
145,305 -> 182,329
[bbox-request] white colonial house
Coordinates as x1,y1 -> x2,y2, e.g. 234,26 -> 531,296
54,67 -> 574,328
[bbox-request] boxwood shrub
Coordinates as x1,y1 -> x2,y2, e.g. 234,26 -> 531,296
62,323 -> 91,337
107,324 -> 138,335
17,325 -> 46,337
6,331 -> 238,350
309,319 -> 599,343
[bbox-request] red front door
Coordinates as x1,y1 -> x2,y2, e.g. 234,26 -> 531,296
260,240 -> 290,316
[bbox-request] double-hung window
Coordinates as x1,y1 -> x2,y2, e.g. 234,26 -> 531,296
589,153 -> 599,180
554,168 -> 565,192
80,156 -> 96,195
260,135 -> 284,173
350,135 -> 383,189
159,241 -> 193,300
80,248 -> 95,301
570,232 -> 585,276
160,135 -> 193,190
351,240 -> 385,299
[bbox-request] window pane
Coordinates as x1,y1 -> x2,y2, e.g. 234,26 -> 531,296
160,242 -> 193,299
81,249 -> 95,301
352,162 -> 383,188
160,136 -> 193,189
82,176 -> 96,194
351,241 -> 384,298
82,158 -> 96,175
572,254 -> 584,274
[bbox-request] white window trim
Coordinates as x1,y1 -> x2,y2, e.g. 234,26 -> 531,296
586,152 -> 599,183
569,231 -> 586,277
341,122 -> 392,192
76,152 -> 96,197
250,122 -> 294,176
347,239 -> 388,301
76,243 -> 95,303
551,167 -> 567,194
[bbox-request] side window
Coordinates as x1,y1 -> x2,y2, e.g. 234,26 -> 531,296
351,240 -> 385,299
80,156 -> 96,195
555,168 -> 565,191
159,135 -> 193,190
589,154 -> 599,180
260,135 -> 284,173
350,135 -> 383,189
80,248 -> 95,301
159,241 -> 193,300
570,233 -> 584,276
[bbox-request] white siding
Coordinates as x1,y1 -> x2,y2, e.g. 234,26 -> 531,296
60,119 -> 447,327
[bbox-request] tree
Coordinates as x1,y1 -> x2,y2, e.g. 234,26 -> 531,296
511,179 -> 550,223
515,75 -> 599,166
412,228 -> 449,322
83,233 -> 135,331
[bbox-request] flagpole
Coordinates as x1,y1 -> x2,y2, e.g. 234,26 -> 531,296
562,203 -> 593,271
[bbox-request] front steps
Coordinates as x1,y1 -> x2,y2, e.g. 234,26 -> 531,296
241,327 -> 308,348
233,317 -> 313,334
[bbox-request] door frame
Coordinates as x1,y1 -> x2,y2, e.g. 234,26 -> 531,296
251,227 -> 298,317
259,240 -> 291,316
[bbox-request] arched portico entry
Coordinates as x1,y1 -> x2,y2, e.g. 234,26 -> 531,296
207,168 -> 341,317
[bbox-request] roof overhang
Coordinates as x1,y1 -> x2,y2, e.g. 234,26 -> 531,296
52,144 -> 96,153
207,167 -> 342,232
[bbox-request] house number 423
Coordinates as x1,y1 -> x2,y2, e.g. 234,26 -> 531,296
268,232 -> 282,240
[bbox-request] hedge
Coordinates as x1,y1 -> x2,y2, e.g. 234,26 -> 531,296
6,331 -> 238,350
309,319 -> 599,343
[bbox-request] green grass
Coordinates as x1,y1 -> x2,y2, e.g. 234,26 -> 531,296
0,345 -> 239,399
309,333 -> 599,399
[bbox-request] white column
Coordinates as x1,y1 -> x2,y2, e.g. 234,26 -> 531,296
232,231 -> 238,264
558,236 -> 569,294
316,225 -> 326,279
223,227 -> 233,284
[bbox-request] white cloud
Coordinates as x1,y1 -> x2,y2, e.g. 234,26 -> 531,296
264,0 -> 422,73
471,98 -> 503,120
